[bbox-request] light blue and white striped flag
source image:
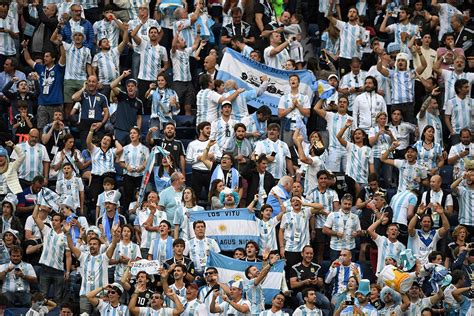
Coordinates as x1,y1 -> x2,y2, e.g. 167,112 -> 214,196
208,251 -> 285,304
188,208 -> 259,251
217,48 -> 316,115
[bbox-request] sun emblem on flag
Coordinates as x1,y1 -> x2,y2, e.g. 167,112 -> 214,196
218,224 -> 227,232
232,275 -> 243,281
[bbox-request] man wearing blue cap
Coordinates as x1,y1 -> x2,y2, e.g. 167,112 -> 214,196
110,70 -> 144,145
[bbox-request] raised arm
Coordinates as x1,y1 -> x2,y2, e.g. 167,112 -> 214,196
86,123 -> 100,152
408,204 -> 425,237
32,204 -> 45,232
380,141 -> 399,167
367,214 -> 384,240
130,22 -> 143,46
377,57 -> 390,77
269,37 -> 290,56
414,45 -> 427,75
63,222 -> 82,258
336,120 -> 352,147
379,10 -> 390,33
105,224 -> 121,259
21,40 -> 35,68
200,139 -> 216,170
313,98 -> 327,118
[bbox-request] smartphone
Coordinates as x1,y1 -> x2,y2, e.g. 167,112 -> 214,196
465,147 -> 470,152
271,152 -> 277,157
384,126 -> 390,131
415,37 -> 422,46
345,300 -> 354,306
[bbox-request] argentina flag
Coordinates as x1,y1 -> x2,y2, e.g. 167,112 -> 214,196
315,80 -> 336,99
208,251 -> 285,304
188,208 -> 259,251
217,48 -> 316,115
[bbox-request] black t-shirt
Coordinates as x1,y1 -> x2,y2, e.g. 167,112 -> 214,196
128,280 -> 154,307
152,139 -> 185,170
289,262 -> 322,292
163,256 -> 195,284
114,91 -> 144,131
254,1 -> 274,28
23,238 -> 43,265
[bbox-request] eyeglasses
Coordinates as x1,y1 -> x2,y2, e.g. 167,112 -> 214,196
205,271 -> 216,276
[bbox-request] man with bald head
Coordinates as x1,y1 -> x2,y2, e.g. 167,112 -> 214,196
11,129 -> 51,187
420,174 -> 454,228
22,1 -> 59,60
71,75 -> 110,147
199,55 -> 218,81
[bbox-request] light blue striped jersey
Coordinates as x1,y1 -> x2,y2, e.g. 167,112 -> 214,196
281,208 -> 312,252
10,142 -> 50,182
134,208 -> 167,249
137,40 -> 168,81
386,22 -> 417,57
335,20 -> 365,59
113,241 -> 141,281
210,117 -> 236,149
254,139 -> 291,180
278,92 -> 311,129
148,236 -> 173,262
92,48 -> 120,85
416,112 -> 443,148
245,278 -> 265,315
79,252 -> 109,295
368,126 -> 392,158
127,0 -> 149,20
0,261 -> 36,293
440,70 -> 474,107
455,185 -> 474,226
389,190 -> 418,226
90,147 -> 117,176
223,89 -> 257,121
97,299 -> 129,315
340,304 -> 377,316
321,31 -> 340,55
325,262 -> 362,296
173,18 -> 194,47
218,298 -> 251,316
196,88 -> 223,125
373,235 -> 406,275
56,176 -> 84,210
183,237 -> 220,273
292,305 -> 324,316
173,205 -> 204,241
128,18 -> 161,51
93,19 -> 120,47
151,88 -> 180,120
171,48 -> 193,82
444,96 -> 473,134
264,45 -> 290,69
414,140 -> 443,170
448,143 -> 474,179
259,309 -> 289,315
63,42 -> 91,80
393,159 -> 427,193
339,71 -> 367,111
39,225 -> 68,271
324,112 -> 352,151
344,142 -> 373,184
120,143 -> 149,177
256,217 -> 280,252
388,69 -> 415,104
0,12 -> 18,55
324,210 -> 361,251
308,187 -> 339,228
165,283 -> 186,308
182,299 -> 207,315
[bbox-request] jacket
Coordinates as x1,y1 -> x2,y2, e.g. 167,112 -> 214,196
61,18 -> 95,52
22,5 -> 58,54
240,160 -> 275,206
0,145 -> 25,194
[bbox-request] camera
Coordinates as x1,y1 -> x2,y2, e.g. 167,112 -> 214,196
415,37 -> 422,46
465,147 -> 470,152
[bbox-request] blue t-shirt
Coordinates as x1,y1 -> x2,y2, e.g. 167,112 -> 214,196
34,62 -> 65,106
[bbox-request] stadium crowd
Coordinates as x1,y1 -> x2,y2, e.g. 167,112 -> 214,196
0,0 -> 473,314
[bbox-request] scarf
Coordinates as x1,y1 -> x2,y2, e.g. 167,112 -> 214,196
152,235 -> 174,261
252,112 -> 266,137
66,215 -> 80,246
210,166 -> 239,189
104,211 -> 119,242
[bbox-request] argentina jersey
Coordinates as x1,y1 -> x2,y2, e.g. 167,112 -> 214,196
64,43 -> 91,80
92,48 -> 120,84
345,142 -> 373,184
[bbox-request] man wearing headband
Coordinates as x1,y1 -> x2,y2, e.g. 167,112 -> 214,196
377,44 -> 427,124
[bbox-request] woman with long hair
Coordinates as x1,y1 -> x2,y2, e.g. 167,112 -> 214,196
209,179 -> 225,209
447,225 -> 469,266
337,120 -> 374,196
334,276 -> 360,309
369,112 -> 396,188
86,122 -> 123,209
293,129 -> 327,195
414,125 -> 444,176
154,155 -> 176,192
110,224 -> 141,282
119,127 -> 149,211
146,73 -> 179,137
174,187 -> 204,240
51,134 -> 85,180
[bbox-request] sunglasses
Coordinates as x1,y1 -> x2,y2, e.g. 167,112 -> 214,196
205,271 -> 216,276
108,290 -> 116,295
